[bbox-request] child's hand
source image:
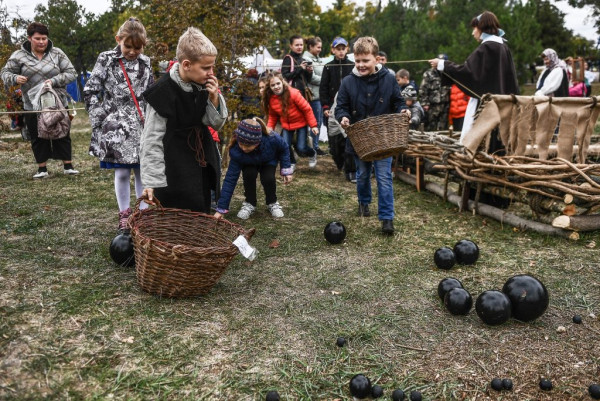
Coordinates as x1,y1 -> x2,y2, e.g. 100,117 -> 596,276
401,109 -> 412,117
340,117 -> 350,129
283,174 -> 293,184
213,211 -> 223,219
323,110 -> 329,118
311,127 -> 319,135
142,188 -> 155,204
206,75 -> 219,106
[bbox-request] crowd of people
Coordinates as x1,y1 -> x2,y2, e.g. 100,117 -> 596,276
1,10 -> 595,236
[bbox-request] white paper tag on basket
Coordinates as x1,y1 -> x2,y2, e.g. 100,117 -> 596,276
233,235 -> 258,261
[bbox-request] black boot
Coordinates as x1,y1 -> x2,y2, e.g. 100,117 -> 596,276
358,203 -> 371,217
381,219 -> 394,234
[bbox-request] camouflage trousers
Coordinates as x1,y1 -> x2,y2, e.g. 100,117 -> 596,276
424,103 -> 449,132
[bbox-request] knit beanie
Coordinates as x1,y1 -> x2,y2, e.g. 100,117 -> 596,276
235,119 -> 262,145
401,86 -> 417,100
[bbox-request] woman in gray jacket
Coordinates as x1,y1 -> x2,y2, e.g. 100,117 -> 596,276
1,22 -> 77,178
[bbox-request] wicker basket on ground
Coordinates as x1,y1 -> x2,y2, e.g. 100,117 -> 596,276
129,197 -> 255,297
345,113 -> 410,161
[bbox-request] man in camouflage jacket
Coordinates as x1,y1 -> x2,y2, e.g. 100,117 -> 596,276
419,55 -> 451,131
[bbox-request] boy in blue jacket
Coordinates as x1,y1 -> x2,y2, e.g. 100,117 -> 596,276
336,36 -> 410,234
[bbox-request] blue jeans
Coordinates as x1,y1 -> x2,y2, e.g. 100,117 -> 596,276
354,156 -> 394,220
309,99 -> 322,150
282,126 -> 315,157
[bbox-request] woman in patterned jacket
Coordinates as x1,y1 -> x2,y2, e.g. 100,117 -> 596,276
84,18 -> 154,233
1,22 -> 77,178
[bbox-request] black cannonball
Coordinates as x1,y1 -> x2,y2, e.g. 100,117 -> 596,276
109,233 -> 135,267
490,378 -> 503,391
502,275 -> 549,322
589,384 -> 600,400
336,337 -> 346,347
502,378 -> 513,391
437,277 -> 464,301
391,389 -> 406,401
434,246 -> 456,270
475,290 -> 512,326
453,239 -> 479,265
573,314 -> 582,324
265,390 -> 280,401
349,374 -> 371,399
409,390 -> 422,401
539,379 -> 552,391
324,221 -> 346,244
444,287 -> 473,315
371,384 -> 384,398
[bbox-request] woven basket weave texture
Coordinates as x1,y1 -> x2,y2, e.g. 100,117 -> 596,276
129,199 -> 254,298
345,113 -> 410,161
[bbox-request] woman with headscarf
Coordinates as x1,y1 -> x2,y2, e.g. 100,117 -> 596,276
428,11 -> 519,153
535,49 -> 569,97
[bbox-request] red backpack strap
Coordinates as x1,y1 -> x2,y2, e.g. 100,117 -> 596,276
119,59 -> 144,125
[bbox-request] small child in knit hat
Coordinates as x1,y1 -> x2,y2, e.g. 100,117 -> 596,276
214,118 -> 294,220
401,86 -> 425,129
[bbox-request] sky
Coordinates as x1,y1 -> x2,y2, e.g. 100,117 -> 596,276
3,0 -> 599,41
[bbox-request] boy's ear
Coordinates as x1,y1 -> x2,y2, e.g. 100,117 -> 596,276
180,59 -> 191,70
115,35 -> 121,44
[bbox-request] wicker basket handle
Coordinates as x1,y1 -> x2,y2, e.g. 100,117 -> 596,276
134,195 -> 163,212
243,228 -> 256,240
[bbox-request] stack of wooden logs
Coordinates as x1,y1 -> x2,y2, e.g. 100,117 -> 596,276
397,130 -> 600,238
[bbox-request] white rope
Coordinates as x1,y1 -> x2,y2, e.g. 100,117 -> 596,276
0,107 -> 86,115
260,58 -> 432,68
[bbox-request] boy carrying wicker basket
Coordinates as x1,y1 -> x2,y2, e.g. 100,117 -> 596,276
336,37 -> 410,235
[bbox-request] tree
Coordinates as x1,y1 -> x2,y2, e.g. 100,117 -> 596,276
34,0 -> 118,96
315,0 -> 359,54
568,0 -> 600,33
0,0 -> 18,130
534,0 -> 574,57
138,0 -> 271,146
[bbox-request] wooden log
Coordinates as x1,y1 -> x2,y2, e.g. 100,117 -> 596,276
416,157 -> 424,192
395,171 -> 579,239
460,180 -> 470,213
552,214 -> 600,232
564,194 -> 574,204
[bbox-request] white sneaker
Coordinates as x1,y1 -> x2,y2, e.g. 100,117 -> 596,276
308,154 -> 317,168
33,171 -> 49,179
267,201 -> 284,218
237,201 -> 256,220
63,168 -> 79,175
290,164 -> 296,173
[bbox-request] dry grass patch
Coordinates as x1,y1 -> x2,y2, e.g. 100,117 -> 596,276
1,106 -> 599,400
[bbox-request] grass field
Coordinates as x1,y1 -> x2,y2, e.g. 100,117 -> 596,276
0,105 -> 599,400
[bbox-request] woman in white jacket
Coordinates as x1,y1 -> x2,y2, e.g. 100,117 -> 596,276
535,49 -> 569,97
